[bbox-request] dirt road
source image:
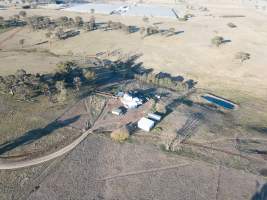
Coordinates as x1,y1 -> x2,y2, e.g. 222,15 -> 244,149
0,129 -> 92,170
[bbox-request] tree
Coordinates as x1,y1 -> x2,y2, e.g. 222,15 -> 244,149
146,26 -> 158,36
75,16 -> 83,27
56,61 -> 73,73
16,84 -> 31,100
55,81 -> 67,103
15,69 -> 26,80
90,8 -> 95,15
107,20 -> 112,29
0,16 -> 4,26
19,39 -> 25,48
13,15 -> 20,21
227,22 -> 237,28
19,11 -> 27,18
110,126 -> 129,143
211,36 -> 224,47
68,17 -> 75,28
45,31 -> 53,47
140,27 -> 145,35
84,70 -> 95,80
73,76 -> 81,91
168,27 -> 175,36
56,16 -> 68,27
84,17 -> 96,31
55,27 -> 64,39
235,52 -> 250,63
0,76 -> 6,92
121,24 -> 130,34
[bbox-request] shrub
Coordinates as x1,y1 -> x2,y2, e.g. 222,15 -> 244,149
56,61 -> 73,73
84,70 -> 96,80
227,22 -> 237,28
111,127 -> 129,143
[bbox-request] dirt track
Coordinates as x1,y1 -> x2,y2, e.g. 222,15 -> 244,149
0,129 -> 92,169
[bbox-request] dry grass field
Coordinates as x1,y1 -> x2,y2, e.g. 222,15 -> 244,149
0,0 -> 267,199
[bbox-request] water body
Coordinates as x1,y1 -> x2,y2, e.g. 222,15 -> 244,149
64,3 -> 179,18
202,95 -> 236,110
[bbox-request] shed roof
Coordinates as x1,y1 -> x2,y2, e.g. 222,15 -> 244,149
138,117 -> 155,132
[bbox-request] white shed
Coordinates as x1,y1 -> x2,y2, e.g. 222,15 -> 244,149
112,108 -> 123,116
148,113 -> 162,121
138,117 -> 155,132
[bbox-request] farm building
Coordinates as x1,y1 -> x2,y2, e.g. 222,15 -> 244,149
148,113 -> 162,121
138,117 -> 155,132
120,93 -> 143,109
112,108 -> 123,116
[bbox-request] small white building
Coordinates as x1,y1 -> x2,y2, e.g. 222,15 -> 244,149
148,113 -> 162,121
116,91 -> 124,97
120,93 -> 143,109
112,108 -> 123,116
138,117 -> 155,132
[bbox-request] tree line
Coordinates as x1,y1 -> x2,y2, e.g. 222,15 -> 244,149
0,62 -> 96,102
134,72 -> 197,92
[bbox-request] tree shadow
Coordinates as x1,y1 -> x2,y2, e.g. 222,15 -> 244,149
166,31 -> 185,37
251,182 -> 267,200
153,22 -> 163,25
222,39 -> 231,44
0,115 -> 80,155
249,126 -> 267,135
129,26 -> 140,34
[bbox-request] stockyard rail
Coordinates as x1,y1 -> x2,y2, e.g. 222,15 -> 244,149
94,90 -> 118,99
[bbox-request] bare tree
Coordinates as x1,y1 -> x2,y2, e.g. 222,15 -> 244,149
0,16 -> 4,26
140,27 -> 146,35
19,39 -> 25,48
13,14 -> 20,21
73,76 -> 81,91
45,31 -> 52,47
168,27 -> 175,36
75,16 -> 83,27
56,81 -> 67,103
19,11 -> 27,18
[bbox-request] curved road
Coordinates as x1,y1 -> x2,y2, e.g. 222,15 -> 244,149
0,95 -> 108,170
0,130 -> 92,170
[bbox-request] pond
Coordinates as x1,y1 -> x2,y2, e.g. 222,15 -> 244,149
202,95 -> 236,110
